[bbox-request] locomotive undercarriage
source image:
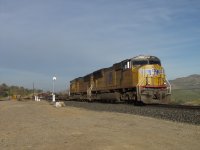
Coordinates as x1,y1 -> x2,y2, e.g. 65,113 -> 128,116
137,87 -> 170,104
70,87 -> 170,104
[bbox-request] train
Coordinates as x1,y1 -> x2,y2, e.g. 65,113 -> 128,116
69,55 -> 171,104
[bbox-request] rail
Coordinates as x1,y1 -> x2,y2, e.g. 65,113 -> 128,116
147,103 -> 200,110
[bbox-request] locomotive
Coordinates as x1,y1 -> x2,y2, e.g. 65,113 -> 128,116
69,55 -> 171,104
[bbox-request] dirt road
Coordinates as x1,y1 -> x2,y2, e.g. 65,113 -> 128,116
0,100 -> 199,150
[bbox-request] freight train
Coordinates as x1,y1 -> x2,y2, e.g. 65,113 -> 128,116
69,55 -> 171,104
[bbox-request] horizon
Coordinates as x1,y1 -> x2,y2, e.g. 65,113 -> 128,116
1,69 -> 199,92
1,0 -> 200,91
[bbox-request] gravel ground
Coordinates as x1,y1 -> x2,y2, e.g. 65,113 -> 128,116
1,100 -> 200,150
64,101 -> 200,125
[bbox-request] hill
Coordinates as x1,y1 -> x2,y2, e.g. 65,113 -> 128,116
169,74 -> 200,105
170,74 -> 200,89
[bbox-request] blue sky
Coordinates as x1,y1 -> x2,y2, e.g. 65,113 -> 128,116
0,0 -> 200,91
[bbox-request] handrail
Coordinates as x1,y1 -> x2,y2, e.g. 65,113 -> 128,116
136,78 -> 146,101
165,78 -> 171,94
87,84 -> 93,98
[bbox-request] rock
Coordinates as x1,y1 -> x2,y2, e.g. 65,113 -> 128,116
55,102 -> 66,108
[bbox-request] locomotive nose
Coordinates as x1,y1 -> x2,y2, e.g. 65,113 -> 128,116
139,65 -> 166,87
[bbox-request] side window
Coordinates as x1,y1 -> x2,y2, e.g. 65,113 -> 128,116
127,61 -> 131,68
123,61 -> 131,70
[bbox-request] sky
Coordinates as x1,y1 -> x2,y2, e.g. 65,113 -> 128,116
0,0 -> 200,91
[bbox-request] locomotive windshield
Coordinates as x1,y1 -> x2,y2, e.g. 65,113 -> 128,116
149,57 -> 161,65
132,60 -> 148,65
131,56 -> 161,66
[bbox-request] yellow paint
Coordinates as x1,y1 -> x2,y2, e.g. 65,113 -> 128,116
70,64 -> 167,94
138,65 -> 166,87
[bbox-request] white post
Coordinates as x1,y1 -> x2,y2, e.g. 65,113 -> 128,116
52,76 -> 56,102
52,94 -> 55,102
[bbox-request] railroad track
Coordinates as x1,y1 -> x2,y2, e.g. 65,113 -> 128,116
146,103 -> 200,110
63,100 -> 200,125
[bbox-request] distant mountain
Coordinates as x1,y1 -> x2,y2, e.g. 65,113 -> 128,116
170,74 -> 200,89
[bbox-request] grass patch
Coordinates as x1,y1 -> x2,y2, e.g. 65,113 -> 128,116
171,89 -> 200,105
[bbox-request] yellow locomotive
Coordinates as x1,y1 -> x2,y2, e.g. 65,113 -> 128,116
70,55 -> 171,104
